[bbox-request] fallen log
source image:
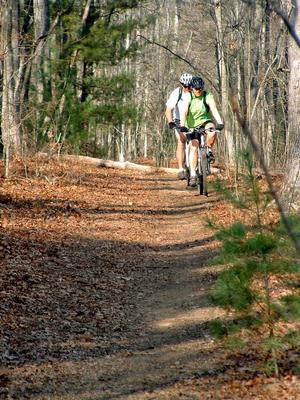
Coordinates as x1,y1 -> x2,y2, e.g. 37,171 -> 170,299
37,153 -> 220,174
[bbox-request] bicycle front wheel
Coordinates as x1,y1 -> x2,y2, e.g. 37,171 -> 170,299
198,149 -> 208,196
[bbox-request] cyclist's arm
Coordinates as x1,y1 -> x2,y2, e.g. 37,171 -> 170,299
165,106 -> 173,124
207,96 -> 223,125
180,97 -> 190,127
165,88 -> 178,123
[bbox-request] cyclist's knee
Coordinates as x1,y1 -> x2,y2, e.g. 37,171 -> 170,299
179,133 -> 187,143
178,141 -> 185,150
205,122 -> 217,141
191,139 -> 199,149
204,121 -> 215,130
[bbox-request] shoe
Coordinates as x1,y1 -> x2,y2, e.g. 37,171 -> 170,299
177,170 -> 187,180
189,176 -> 197,187
207,148 -> 215,164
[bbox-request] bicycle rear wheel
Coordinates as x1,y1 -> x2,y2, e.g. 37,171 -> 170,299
198,149 -> 208,196
185,166 -> 190,186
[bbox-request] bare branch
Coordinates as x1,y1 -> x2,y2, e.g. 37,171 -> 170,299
137,34 -> 196,68
240,0 -> 300,48
250,55 -> 278,122
137,34 -> 218,91
269,3 -> 300,48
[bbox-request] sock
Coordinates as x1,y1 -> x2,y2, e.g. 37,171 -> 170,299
190,170 -> 196,177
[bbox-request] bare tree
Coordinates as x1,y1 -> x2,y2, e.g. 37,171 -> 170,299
214,0 -> 233,163
32,0 -> 50,104
282,0 -> 300,209
1,0 -> 22,168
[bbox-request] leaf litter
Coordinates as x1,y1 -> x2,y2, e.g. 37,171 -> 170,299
0,159 -> 299,399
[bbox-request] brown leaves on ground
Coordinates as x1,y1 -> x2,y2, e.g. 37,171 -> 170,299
0,158 -> 298,399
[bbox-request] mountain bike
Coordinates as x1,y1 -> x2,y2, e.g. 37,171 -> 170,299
184,127 -> 219,196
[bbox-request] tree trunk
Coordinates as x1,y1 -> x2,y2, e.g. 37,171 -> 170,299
32,0 -> 49,103
214,0 -> 233,163
282,0 -> 300,210
1,0 -> 22,164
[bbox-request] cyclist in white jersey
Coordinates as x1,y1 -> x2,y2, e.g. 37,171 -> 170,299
165,73 -> 193,180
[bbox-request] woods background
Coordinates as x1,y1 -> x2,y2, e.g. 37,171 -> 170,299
0,0 -> 299,202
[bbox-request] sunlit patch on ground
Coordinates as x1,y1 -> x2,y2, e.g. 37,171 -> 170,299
155,306 -> 225,329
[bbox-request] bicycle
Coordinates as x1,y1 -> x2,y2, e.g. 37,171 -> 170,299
183,127 -> 219,196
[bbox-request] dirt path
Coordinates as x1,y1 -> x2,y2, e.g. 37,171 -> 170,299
3,162 -> 295,399
89,175 -> 225,399
60,172 -> 222,399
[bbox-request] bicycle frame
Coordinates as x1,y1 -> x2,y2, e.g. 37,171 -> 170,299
184,127 -> 219,196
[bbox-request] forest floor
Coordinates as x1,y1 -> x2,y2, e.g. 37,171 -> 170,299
0,158 -> 299,399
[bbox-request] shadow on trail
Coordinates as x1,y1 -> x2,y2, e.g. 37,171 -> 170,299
0,198 -> 219,225
0,194 -> 221,221
0,172 -> 228,398
1,226 -> 227,399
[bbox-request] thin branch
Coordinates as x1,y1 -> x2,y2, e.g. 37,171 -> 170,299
250,55 -> 278,122
268,1 -> 300,48
137,34 -> 196,69
240,0 -> 300,48
230,95 -> 300,256
137,34 -> 218,91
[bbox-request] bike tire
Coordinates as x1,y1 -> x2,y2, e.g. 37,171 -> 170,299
185,167 -> 190,187
198,149 -> 208,196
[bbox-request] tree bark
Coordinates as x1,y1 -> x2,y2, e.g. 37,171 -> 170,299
32,0 -> 50,103
282,0 -> 300,210
214,0 -> 232,163
1,0 -> 22,162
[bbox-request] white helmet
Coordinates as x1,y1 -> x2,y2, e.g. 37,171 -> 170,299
179,73 -> 193,86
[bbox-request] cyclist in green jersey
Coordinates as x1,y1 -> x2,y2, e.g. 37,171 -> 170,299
180,76 -> 224,186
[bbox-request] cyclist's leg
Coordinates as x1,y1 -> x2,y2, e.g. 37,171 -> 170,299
190,139 -> 199,171
204,121 -> 217,148
204,121 -> 217,164
175,132 -> 186,169
184,139 -> 191,186
175,125 -> 187,179
189,138 -> 199,186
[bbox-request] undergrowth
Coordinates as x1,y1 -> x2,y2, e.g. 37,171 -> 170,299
208,151 -> 300,376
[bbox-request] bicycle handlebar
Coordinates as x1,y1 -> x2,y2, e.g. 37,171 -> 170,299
185,127 -> 220,136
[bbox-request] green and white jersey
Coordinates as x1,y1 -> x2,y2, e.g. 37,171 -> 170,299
185,91 -> 214,128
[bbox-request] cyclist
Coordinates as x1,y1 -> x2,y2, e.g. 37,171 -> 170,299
180,76 -> 224,186
165,73 -> 193,180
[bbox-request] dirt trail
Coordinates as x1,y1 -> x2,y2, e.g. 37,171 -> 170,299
0,165 -> 229,399
91,176 -> 226,399
45,170 -> 221,400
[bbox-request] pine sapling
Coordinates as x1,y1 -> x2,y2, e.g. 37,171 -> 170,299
209,151 -> 300,375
